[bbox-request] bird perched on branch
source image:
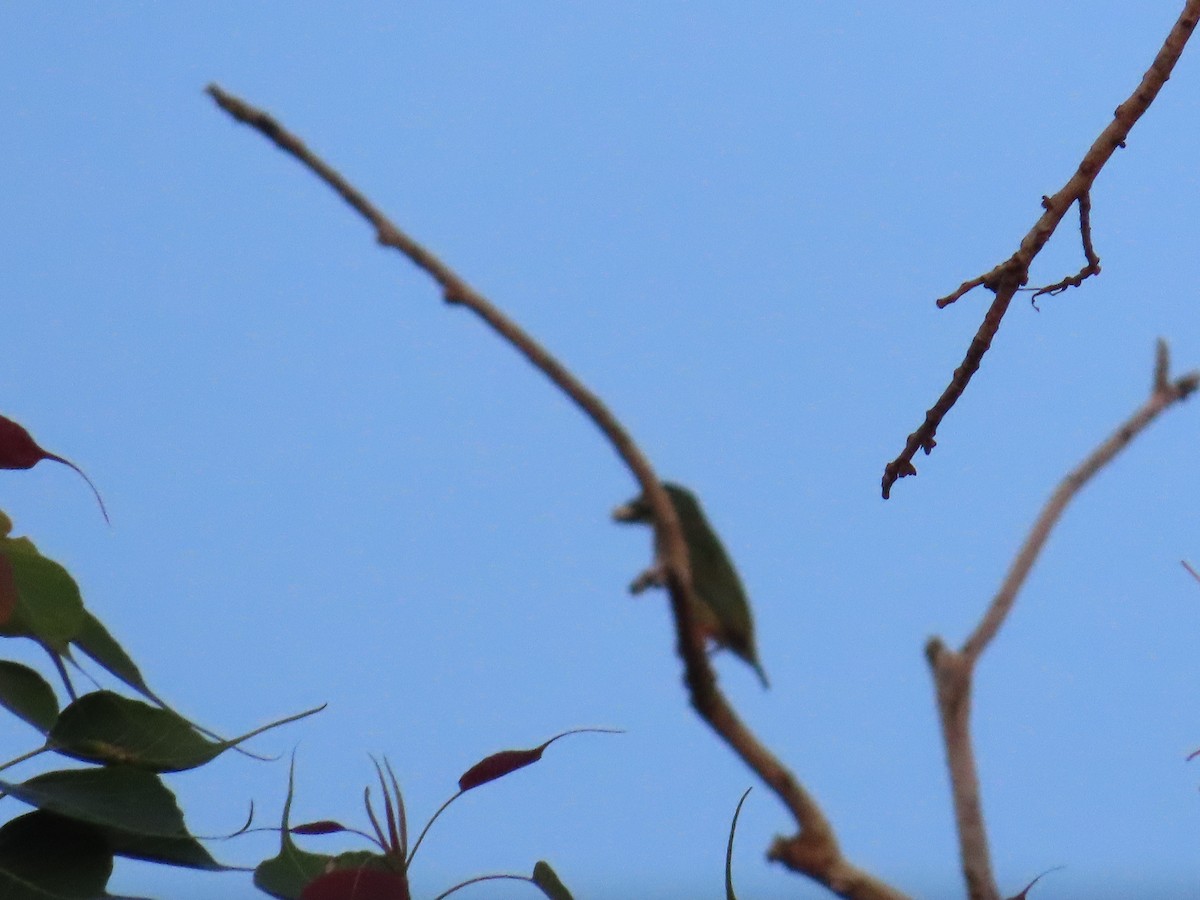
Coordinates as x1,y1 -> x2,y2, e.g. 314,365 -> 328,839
613,482 -> 768,689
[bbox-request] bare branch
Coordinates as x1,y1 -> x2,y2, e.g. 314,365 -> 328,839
927,342 -> 1197,900
882,1 -> 1200,499
884,271 -> 1022,495
208,85 -> 909,900
963,344 -> 1197,662
926,638 -> 994,900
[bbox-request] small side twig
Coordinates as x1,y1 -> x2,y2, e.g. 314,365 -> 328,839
208,85 -> 909,900
882,1 -> 1200,499
1027,192 -> 1102,302
936,272 -> 995,309
926,340 -> 1197,900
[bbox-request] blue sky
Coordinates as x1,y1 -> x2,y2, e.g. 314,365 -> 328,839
2,4 -> 1199,898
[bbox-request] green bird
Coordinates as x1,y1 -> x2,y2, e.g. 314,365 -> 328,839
613,482 -> 769,689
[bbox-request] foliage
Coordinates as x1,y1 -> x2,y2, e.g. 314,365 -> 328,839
0,414 -> 594,899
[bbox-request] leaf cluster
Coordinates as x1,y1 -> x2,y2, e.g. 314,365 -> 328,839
0,413 -> 594,900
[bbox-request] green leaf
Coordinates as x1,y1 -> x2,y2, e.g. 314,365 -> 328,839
725,788 -> 751,900
0,811 -> 112,899
0,533 -> 167,718
48,691 -> 217,771
0,766 -> 226,871
531,860 -> 574,900
0,552 -> 17,627
73,611 -> 311,763
0,660 -> 59,733
254,758 -> 336,900
72,612 -> 156,703
0,540 -> 85,652
108,829 -> 223,872
0,870 -> 66,899
48,690 -> 322,773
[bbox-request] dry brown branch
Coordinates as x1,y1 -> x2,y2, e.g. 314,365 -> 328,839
927,340 -> 1198,900
207,84 -> 909,900
882,2 -> 1200,499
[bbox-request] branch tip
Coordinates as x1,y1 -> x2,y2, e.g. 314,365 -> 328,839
1154,338 -> 1170,390
1176,372 -> 1200,399
924,636 -> 947,666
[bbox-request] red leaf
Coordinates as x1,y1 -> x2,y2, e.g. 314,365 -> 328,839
0,414 -> 108,522
457,727 -> 622,792
0,416 -> 45,469
300,867 -> 410,900
291,820 -> 349,835
458,747 -> 546,792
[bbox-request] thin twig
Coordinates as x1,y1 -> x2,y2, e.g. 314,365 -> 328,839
883,1 -> 1200,499
207,85 -> 909,900
937,273 -> 992,308
963,341 -> 1197,662
1028,192 -> 1102,301
927,341 -> 1197,900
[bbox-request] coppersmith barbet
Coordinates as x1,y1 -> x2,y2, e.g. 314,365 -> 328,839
613,482 -> 768,688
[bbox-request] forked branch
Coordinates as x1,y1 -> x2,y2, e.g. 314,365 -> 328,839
926,341 -> 1198,900
882,1 -> 1200,499
208,85 -> 909,900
